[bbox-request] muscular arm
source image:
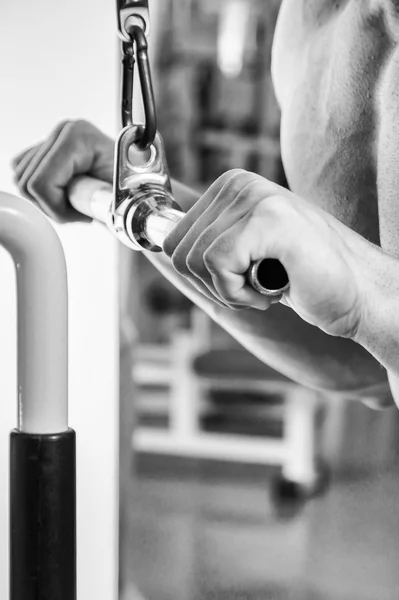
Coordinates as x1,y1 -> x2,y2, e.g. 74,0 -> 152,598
352,243 -> 399,383
373,41 -> 399,401
146,179 -> 388,397
12,121 -> 390,400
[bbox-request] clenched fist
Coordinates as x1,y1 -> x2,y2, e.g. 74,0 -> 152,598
164,169 -> 367,339
12,120 -> 114,222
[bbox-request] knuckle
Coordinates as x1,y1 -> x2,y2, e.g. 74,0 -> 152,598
203,247 -> 217,270
232,179 -> 260,208
74,118 -> 92,129
27,164 -> 53,193
221,169 -> 251,195
216,168 -> 242,185
163,234 -> 178,258
222,169 -> 259,205
54,119 -> 76,139
224,168 -> 248,180
75,119 -> 101,143
210,168 -> 248,196
17,170 -> 32,195
227,303 -> 245,312
252,194 -> 287,219
61,119 -> 93,149
64,119 -> 90,134
26,174 -> 47,200
27,175 -> 69,222
171,249 -> 189,278
186,228 -> 217,276
203,246 -> 228,276
218,287 -> 236,305
57,121 -> 81,151
221,293 -> 235,305
186,251 -> 205,278
17,179 -> 30,199
196,228 -> 215,251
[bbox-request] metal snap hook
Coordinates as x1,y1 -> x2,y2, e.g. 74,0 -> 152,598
120,21 -> 157,150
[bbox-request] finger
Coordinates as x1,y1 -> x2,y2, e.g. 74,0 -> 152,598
187,279 -> 230,308
203,216 -> 274,311
15,121 -> 70,182
185,180 -> 265,297
13,147 -> 38,190
171,189 -> 256,305
163,169 -> 258,257
169,250 -> 237,309
166,175 -> 264,304
183,275 -> 251,311
197,168 -> 253,206
16,120 -> 71,202
169,266 -> 230,308
17,120 -> 112,222
12,144 -> 41,171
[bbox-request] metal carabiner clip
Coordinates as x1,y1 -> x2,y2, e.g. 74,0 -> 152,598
121,26 -> 157,149
118,0 -> 157,150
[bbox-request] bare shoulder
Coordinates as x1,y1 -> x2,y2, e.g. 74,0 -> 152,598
272,0 -> 391,105
381,0 -> 399,19
375,41 -> 399,256
271,0 -> 398,243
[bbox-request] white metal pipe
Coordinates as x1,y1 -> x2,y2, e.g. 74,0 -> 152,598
0,191 -> 68,434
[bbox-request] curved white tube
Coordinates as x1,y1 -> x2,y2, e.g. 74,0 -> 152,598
0,192 -> 68,433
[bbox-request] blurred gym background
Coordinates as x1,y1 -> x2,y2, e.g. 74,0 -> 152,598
1,0 -> 399,599
119,2 -> 399,600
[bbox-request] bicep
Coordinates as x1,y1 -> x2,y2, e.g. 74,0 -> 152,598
376,46 -> 399,402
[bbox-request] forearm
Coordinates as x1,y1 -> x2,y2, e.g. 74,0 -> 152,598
354,243 -> 399,379
143,250 -> 387,396
165,178 -> 387,393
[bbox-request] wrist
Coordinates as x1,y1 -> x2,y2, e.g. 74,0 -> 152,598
353,243 -> 399,352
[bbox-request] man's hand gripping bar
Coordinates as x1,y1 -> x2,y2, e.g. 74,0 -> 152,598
68,126 -> 290,298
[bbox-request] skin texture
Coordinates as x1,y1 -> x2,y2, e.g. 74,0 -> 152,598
271,0 -> 399,400
13,120 -> 114,222
272,0 -> 388,243
12,1 -> 399,406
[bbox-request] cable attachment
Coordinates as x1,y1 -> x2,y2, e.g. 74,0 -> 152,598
119,0 -> 156,150
112,125 -> 180,252
117,0 -> 150,41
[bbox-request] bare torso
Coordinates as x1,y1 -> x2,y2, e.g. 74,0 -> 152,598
271,0 -> 399,245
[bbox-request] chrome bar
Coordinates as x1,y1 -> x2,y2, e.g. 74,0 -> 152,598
69,176 -> 290,296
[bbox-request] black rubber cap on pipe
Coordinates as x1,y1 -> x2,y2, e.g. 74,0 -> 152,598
10,429 -> 76,600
